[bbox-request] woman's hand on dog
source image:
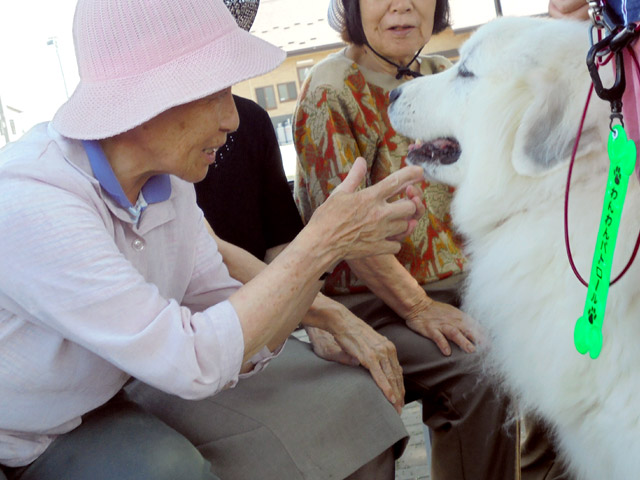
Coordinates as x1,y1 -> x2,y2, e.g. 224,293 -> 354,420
308,157 -> 425,262
405,300 -> 477,356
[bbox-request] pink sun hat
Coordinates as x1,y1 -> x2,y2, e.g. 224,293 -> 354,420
52,0 -> 285,140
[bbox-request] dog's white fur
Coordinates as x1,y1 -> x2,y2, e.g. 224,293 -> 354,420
389,17 -> 640,480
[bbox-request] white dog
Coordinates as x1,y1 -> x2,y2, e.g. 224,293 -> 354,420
389,16 -> 640,480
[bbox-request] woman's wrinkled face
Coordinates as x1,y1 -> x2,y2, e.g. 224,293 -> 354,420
359,0 -> 437,63
132,88 -> 239,184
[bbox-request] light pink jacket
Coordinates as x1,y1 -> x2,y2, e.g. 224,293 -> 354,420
0,123 -> 271,467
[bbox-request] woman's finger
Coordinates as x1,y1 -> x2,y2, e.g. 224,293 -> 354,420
442,324 -> 476,354
405,185 -> 426,219
428,329 -> 452,356
381,216 -> 410,235
333,157 -> 367,194
386,198 -> 418,220
380,357 -> 405,408
370,165 -> 424,200
386,218 -> 419,241
369,365 -> 401,413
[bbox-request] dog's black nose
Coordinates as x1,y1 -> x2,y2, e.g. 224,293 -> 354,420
389,88 -> 401,103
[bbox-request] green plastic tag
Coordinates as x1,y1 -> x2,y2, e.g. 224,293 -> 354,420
574,125 -> 636,359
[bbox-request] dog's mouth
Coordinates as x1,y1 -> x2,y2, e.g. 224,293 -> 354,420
407,138 -> 461,166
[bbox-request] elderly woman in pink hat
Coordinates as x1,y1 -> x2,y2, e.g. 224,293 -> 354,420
0,0 -> 426,479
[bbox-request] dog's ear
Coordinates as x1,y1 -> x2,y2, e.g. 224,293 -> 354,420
511,79 -> 580,177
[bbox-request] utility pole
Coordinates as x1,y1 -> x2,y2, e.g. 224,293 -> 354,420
494,0 -> 503,16
47,37 -> 69,99
0,95 -> 10,145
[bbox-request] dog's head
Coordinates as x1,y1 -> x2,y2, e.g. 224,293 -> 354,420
389,16 -> 609,237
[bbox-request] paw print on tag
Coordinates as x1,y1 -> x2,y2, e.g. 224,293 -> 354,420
614,166 -> 621,186
588,306 -> 597,324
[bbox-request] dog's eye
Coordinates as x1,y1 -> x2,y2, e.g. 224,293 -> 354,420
457,65 -> 475,79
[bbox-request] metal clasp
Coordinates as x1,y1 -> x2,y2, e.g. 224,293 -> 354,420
586,25 -> 637,129
588,0 -> 605,29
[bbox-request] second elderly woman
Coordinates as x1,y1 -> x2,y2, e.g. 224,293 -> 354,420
294,0 -> 519,478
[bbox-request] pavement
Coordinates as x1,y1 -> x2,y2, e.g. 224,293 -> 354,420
396,402 -> 431,480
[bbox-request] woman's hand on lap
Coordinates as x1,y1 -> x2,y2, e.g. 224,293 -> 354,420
405,299 -> 477,356
306,317 -> 405,414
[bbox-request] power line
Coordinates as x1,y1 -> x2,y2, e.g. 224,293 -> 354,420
47,37 -> 69,99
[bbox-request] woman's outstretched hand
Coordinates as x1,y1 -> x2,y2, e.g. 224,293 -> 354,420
309,157 -> 424,261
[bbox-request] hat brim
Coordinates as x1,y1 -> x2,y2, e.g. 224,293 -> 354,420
52,28 -> 285,140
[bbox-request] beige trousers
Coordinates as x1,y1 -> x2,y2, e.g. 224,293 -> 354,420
521,415 -> 574,480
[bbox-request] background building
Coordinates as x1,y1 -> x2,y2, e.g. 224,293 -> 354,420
0,97 -> 26,149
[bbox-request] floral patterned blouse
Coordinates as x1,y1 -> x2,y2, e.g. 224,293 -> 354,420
293,49 -> 467,295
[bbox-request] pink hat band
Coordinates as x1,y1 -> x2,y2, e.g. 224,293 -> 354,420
53,0 -> 285,140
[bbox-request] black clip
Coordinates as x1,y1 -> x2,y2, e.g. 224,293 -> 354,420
587,30 -> 624,112
586,25 -> 638,128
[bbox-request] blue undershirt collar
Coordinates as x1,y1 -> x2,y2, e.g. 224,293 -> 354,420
82,140 -> 171,222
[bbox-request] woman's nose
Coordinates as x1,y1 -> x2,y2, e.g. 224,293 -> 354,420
390,0 -> 412,13
220,92 -> 240,133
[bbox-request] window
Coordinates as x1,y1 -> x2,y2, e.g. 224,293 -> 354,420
277,82 -> 297,103
297,65 -> 313,84
255,86 -> 277,110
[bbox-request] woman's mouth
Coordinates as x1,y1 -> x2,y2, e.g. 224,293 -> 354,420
389,25 -> 415,33
203,147 -> 218,164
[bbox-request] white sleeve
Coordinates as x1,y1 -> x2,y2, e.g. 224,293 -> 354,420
0,177 -> 244,400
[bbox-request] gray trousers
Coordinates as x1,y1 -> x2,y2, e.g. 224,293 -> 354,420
125,338 -> 407,479
4,394 -> 218,480
334,289 -> 519,480
4,339 -> 407,480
